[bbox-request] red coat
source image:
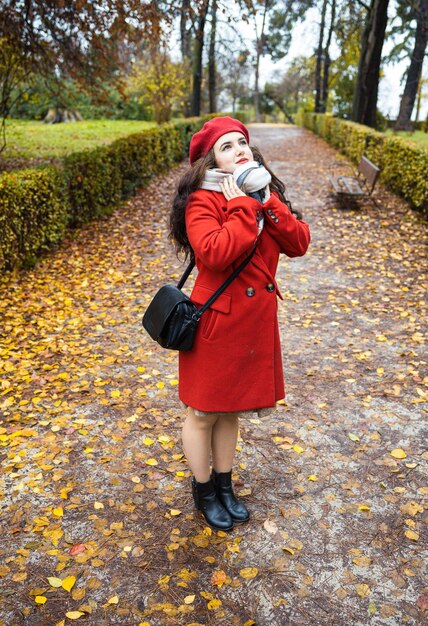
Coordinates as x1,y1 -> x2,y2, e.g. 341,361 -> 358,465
178,189 -> 310,412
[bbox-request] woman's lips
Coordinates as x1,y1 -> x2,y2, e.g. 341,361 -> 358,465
236,158 -> 248,164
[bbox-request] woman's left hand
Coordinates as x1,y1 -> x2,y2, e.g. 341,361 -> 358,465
220,175 -> 246,200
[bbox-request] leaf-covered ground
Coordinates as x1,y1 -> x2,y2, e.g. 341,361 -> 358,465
0,125 -> 427,626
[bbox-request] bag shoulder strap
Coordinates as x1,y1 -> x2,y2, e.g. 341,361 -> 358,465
176,245 -> 257,319
196,246 -> 256,318
177,258 -> 195,289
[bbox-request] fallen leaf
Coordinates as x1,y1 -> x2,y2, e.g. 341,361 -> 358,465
211,570 -> 227,587
108,595 -> 119,604
404,529 -> 419,541
390,448 -> 407,459
356,583 -> 371,597
35,596 -> 47,604
240,567 -> 258,579
62,575 -> 76,592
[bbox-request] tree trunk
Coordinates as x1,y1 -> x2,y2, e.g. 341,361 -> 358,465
253,1 -> 269,122
315,0 -> 327,113
394,0 -> 428,131
321,0 -> 336,113
180,0 -> 192,60
208,0 -> 217,113
352,0 -> 390,128
191,0 -> 210,116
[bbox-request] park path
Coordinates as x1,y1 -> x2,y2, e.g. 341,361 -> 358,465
0,125 -> 427,626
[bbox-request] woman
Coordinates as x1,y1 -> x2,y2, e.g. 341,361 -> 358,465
170,116 -> 310,531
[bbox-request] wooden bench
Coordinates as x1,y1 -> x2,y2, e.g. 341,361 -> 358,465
330,156 -> 381,204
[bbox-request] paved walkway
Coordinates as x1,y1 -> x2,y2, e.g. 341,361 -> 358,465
0,125 -> 427,626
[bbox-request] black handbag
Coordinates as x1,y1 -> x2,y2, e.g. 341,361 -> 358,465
142,247 -> 256,351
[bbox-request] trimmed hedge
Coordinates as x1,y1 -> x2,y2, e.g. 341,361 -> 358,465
0,168 -> 67,269
0,116 -> 214,270
295,111 -> 428,215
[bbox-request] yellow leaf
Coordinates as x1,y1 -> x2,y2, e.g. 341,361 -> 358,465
282,547 -> 295,555
156,381 -> 165,389
53,507 -> 63,517
244,621 -> 256,626
170,509 -> 181,516
35,596 -> 47,604
94,502 -> 104,509
207,599 -> 222,610
61,575 -> 76,592
145,458 -> 158,466
348,433 -> 360,442
404,530 -> 419,541
131,476 -> 141,483
170,379 -> 179,385
390,448 -> 407,459
184,595 -> 195,604
308,475 -> 318,482
111,390 -> 121,398
352,556 -> 372,567
358,505 -> 370,511
108,595 -> 119,604
239,567 -> 258,579
65,612 -> 85,620
356,583 -> 371,597
143,437 -> 155,446
158,435 -> 170,443
48,576 -> 63,587
400,501 -> 423,516
292,445 -> 304,454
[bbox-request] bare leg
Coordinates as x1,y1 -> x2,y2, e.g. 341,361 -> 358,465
182,407 -> 219,483
211,412 -> 240,473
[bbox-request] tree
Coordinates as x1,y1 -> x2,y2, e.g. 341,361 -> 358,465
191,0 -> 210,116
265,56 -> 314,118
314,0 -> 337,113
394,0 -> 428,130
352,0 -> 390,128
241,0 -> 314,121
208,0 -> 218,112
0,0 -> 171,146
220,49 -> 253,113
127,48 -> 186,124
329,0 -> 363,117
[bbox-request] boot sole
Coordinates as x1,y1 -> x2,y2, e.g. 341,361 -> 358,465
195,509 -> 234,532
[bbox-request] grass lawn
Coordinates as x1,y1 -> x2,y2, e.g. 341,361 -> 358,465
1,119 -> 157,165
386,129 -> 428,148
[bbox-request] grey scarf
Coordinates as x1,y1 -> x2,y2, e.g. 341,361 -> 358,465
200,161 -> 272,203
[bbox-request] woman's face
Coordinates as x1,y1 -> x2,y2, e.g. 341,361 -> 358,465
213,131 -> 253,173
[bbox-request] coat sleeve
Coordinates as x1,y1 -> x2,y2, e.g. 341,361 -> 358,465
186,190 -> 260,271
262,193 -> 310,257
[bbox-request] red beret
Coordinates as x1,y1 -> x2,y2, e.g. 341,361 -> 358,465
189,116 -> 250,164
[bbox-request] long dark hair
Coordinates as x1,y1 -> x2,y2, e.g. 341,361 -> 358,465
169,145 -> 303,258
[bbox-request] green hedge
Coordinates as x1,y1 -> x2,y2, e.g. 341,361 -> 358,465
0,168 -> 67,269
0,115 -> 214,270
295,111 -> 428,214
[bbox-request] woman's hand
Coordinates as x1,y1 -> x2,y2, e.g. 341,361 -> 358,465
220,175 -> 246,200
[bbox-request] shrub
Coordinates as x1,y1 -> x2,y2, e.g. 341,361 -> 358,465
295,111 -> 428,214
0,167 -> 67,269
0,114 -> 215,270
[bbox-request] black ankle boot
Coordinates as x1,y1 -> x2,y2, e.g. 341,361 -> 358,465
191,478 -> 234,531
212,470 -> 250,523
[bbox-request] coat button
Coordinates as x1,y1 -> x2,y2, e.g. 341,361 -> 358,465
273,217 -> 279,223
266,283 -> 275,293
246,287 -> 255,297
